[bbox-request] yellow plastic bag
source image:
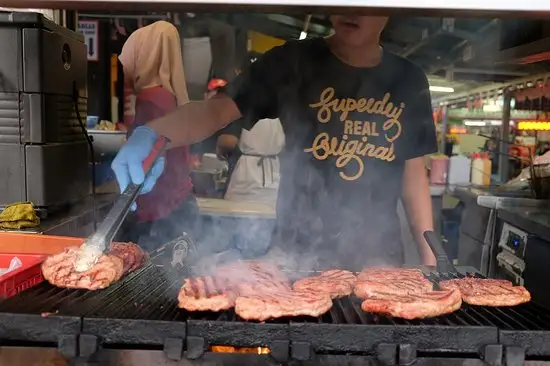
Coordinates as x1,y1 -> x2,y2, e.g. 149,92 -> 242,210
0,202 -> 40,230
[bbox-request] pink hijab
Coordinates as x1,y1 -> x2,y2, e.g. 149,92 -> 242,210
119,21 -> 189,108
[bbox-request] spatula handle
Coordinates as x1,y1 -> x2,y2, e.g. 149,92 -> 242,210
423,231 -> 457,274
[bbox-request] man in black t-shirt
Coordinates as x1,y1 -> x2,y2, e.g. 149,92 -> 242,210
111,15 -> 438,270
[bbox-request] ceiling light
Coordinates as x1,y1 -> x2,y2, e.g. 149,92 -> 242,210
464,120 -> 486,126
299,31 -> 307,40
429,86 -> 455,93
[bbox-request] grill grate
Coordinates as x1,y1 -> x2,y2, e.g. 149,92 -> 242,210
0,265 -> 549,356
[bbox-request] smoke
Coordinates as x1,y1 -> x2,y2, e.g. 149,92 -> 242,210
169,136 -> 407,278
143,31 -> 428,279
189,212 -> 286,276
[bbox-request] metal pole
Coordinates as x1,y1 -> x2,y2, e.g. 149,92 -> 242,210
439,105 -> 448,153
498,91 -> 512,182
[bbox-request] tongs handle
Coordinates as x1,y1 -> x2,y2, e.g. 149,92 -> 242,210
423,231 -> 457,274
86,136 -> 169,250
142,137 -> 169,174
123,136 -> 169,201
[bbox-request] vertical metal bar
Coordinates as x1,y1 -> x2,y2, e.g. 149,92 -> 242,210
498,92 -> 512,182
52,10 -> 63,25
66,10 -> 78,31
481,208 -> 496,276
439,105 -> 448,153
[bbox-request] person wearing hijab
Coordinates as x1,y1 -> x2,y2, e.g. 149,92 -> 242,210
115,21 -> 198,251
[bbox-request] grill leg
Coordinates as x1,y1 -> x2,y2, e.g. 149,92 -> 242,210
377,343 -> 397,365
185,336 -> 206,360
291,341 -> 311,361
79,335 -> 99,358
484,345 -> 503,366
164,337 -> 184,361
505,346 -> 525,366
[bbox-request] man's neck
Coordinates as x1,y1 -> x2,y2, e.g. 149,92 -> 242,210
326,36 -> 382,68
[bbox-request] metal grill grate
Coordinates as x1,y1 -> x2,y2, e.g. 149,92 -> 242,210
0,265 -> 549,356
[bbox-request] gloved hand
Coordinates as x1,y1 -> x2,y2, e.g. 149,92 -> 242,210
111,125 -> 165,211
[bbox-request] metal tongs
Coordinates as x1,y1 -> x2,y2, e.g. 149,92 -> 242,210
74,137 -> 168,272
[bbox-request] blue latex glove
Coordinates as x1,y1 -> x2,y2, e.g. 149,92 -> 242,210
111,125 -> 165,211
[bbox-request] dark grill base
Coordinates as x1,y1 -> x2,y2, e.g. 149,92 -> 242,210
0,263 -> 549,363
65,348 -> 518,366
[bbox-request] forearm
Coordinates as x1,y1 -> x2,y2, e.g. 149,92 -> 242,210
401,157 -> 436,265
217,135 -> 239,151
147,96 -> 241,147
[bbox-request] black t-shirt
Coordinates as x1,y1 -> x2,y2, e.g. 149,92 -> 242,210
225,38 -> 437,270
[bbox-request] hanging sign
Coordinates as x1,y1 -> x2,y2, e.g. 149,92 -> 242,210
517,121 -> 550,131
78,20 -> 99,62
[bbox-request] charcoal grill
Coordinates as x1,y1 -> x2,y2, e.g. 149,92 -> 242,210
0,264 -> 549,365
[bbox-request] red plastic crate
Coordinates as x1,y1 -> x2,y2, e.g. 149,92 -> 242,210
0,254 -> 46,298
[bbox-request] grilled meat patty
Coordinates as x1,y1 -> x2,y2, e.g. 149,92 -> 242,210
178,276 -> 237,312
293,269 -> 357,298
357,268 -> 426,281
439,278 -> 531,306
361,288 -> 462,319
354,268 -> 433,298
235,288 -> 333,321
42,243 -> 146,290
216,260 -> 289,287
109,243 -> 148,273
178,260 -> 291,312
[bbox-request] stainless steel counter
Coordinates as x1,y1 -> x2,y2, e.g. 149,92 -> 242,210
450,185 -> 550,276
498,207 -> 550,243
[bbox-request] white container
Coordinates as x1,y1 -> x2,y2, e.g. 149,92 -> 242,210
448,155 -> 471,186
471,153 -> 485,185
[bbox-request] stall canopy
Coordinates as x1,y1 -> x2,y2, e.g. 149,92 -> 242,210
71,10 -> 550,102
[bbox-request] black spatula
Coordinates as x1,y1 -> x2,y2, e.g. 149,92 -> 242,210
423,231 -> 458,276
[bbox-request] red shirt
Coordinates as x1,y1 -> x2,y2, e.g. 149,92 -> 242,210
128,87 -> 192,223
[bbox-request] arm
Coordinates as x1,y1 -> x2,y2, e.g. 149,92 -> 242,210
216,118 -> 242,159
402,157 -> 436,266
400,68 -> 438,266
148,95 -> 241,147
147,44 -> 290,147
217,134 -> 239,153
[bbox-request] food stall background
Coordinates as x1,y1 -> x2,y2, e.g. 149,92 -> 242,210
1,6 -> 549,277
0,4 -> 549,365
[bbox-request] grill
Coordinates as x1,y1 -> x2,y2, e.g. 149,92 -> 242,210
0,263 -> 550,364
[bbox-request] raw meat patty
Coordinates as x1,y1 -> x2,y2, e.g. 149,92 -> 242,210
293,269 -> 357,298
361,288 -> 462,319
235,288 -> 333,321
439,278 -> 531,306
